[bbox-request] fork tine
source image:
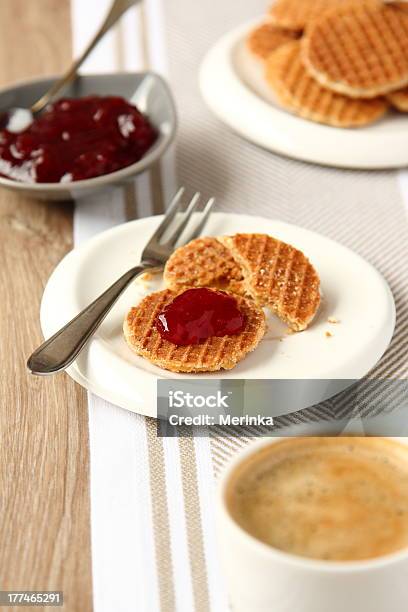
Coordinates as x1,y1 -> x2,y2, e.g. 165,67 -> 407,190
149,186 -> 185,241
165,192 -> 201,246
181,197 -> 216,244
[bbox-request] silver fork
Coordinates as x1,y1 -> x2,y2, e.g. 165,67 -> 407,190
27,188 -> 215,375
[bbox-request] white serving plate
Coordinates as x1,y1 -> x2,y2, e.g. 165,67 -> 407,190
40,213 -> 395,417
199,19 -> 408,169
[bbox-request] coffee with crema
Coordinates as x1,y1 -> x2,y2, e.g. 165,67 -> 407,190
227,437 -> 408,562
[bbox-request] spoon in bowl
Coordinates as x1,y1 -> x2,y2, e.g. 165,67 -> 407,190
0,0 -> 139,133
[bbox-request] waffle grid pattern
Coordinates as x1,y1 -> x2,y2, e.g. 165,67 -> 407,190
266,41 -> 388,127
164,236 -> 245,294
302,2 -> 408,98
223,233 -> 321,331
269,0 -> 345,31
247,22 -> 299,60
124,289 -> 266,373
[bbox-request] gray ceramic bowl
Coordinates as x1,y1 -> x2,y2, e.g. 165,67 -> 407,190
0,72 -> 177,200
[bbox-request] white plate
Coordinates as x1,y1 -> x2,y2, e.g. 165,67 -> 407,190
40,213 -> 395,417
199,19 -> 408,169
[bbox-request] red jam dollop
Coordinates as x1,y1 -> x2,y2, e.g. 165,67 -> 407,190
0,95 -> 158,183
156,288 -> 246,346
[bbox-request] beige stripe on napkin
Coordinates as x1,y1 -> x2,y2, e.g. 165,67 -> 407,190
178,432 -> 210,612
146,418 -> 176,612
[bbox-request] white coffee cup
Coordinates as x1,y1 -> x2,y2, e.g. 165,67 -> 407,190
217,437 -> 408,612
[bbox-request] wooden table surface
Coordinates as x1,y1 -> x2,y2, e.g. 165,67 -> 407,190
0,2 -> 93,610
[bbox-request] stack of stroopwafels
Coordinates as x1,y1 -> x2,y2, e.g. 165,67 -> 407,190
246,0 -> 408,127
124,233 -> 321,373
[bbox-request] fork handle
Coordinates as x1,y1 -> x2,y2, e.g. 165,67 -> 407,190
27,264 -> 150,375
31,0 -> 140,114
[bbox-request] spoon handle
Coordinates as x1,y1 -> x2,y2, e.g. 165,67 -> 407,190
31,0 -> 140,115
27,263 -> 148,375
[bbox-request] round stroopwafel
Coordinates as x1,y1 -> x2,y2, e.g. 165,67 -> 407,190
268,0 -> 345,31
265,41 -> 388,127
392,2 -> 408,12
164,236 -> 245,295
247,22 -> 299,61
219,233 -> 321,332
302,2 -> 408,98
387,86 -> 408,111
123,289 -> 266,373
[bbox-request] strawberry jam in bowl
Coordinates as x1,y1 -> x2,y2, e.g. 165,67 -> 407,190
0,95 -> 158,184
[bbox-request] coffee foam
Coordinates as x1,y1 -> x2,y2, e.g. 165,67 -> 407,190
227,437 -> 408,562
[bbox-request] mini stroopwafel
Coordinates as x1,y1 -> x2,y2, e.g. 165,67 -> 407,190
220,233 -> 321,331
265,41 -> 388,127
302,2 -> 408,98
247,22 -> 299,61
388,86 -> 408,111
164,236 -> 245,294
268,0 -> 345,31
392,2 -> 408,13
123,289 -> 266,373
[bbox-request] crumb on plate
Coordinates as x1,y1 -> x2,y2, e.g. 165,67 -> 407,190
327,316 -> 340,324
141,272 -> 153,281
